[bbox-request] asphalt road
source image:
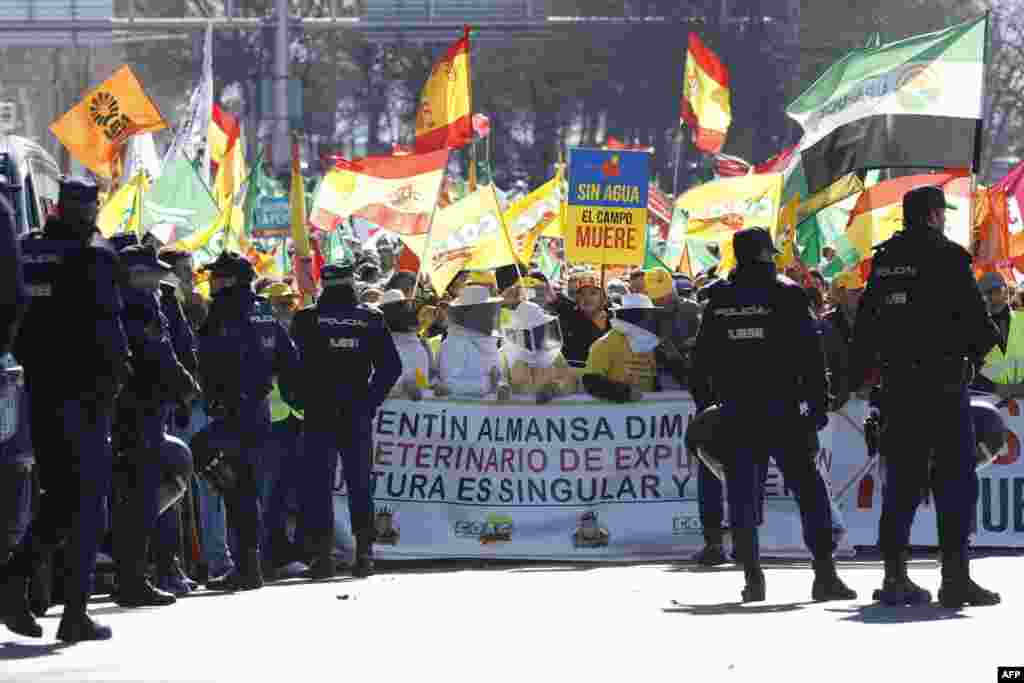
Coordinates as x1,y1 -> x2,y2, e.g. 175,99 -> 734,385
1,554 -> 1019,683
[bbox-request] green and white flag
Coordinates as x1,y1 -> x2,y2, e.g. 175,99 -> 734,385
787,15 -> 987,196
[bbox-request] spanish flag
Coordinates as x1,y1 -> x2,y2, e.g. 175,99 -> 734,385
208,104 -> 241,171
680,33 -> 731,155
50,65 -> 167,178
414,27 -> 472,153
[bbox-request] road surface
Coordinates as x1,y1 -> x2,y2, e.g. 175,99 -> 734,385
1,554 -> 1019,682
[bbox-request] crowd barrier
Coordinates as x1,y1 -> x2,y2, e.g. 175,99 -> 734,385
325,390 -> 1005,560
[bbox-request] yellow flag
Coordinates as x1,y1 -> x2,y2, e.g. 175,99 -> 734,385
414,28 -> 472,153
775,193 -> 800,268
49,66 -> 167,178
169,210 -> 226,254
677,173 -> 783,237
501,173 -> 563,264
97,173 -> 149,237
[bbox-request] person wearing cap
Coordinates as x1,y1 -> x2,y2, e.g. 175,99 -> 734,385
258,281 -> 308,579
820,270 -> 866,411
583,293 -> 661,402
379,288 -> 431,401
503,301 -> 576,403
974,271 -> 1024,399
436,285 -> 511,400
110,245 -> 199,608
553,270 -> 610,366
851,185 -> 1001,607
5,177 -> 131,642
290,262 -> 401,579
643,269 -> 699,391
691,226 -> 856,604
191,251 -> 299,592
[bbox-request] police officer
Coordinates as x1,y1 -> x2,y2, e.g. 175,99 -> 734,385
111,245 -> 198,607
192,251 -> 298,592
0,172 -> 26,358
4,177 -> 130,642
691,227 -> 856,603
290,263 -> 402,579
850,185 -> 1001,607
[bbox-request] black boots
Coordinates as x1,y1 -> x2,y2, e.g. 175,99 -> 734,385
874,553 -> 932,605
811,557 -> 857,602
304,536 -> 337,580
732,528 -> 765,603
352,531 -> 375,579
937,548 -> 1001,608
1,572 -> 42,638
29,553 -> 52,618
693,528 -> 729,567
115,559 -> 177,608
206,549 -> 264,592
56,606 -> 112,643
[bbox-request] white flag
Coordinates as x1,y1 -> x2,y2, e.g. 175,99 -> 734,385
162,22 -> 213,184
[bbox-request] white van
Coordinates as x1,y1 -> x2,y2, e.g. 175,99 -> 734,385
0,135 -> 62,237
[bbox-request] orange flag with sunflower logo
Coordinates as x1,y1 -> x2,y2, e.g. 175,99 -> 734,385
50,66 -> 168,178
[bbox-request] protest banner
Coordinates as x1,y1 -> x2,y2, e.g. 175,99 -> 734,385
332,392 -> 848,560
252,196 -> 291,238
565,148 -> 649,267
331,393 -> 1024,560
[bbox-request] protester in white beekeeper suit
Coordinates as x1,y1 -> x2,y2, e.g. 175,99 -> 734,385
503,301 -> 577,404
436,285 -> 510,400
378,289 -> 431,401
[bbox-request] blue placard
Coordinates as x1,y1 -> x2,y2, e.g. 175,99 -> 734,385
567,148 -> 649,209
252,196 -> 291,237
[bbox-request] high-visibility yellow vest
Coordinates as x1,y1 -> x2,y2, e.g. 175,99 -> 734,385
269,380 -> 303,422
982,311 -> 1024,384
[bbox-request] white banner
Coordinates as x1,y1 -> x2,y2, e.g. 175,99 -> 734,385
332,392 -> 856,560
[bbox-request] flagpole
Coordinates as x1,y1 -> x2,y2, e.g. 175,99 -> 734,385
411,153 -> 451,302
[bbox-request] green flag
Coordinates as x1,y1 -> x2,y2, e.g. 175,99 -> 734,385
142,155 -> 220,249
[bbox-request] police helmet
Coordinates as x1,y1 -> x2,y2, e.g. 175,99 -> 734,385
971,399 -> 1007,472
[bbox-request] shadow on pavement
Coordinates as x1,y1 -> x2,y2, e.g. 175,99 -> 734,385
825,604 -> 969,624
661,600 -> 815,616
0,641 -> 68,661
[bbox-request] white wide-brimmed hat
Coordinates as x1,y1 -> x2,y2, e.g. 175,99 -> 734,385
614,293 -> 660,310
506,301 -> 556,331
450,284 -> 504,307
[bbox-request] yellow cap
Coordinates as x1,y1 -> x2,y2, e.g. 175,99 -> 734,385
265,282 -> 298,299
833,270 -> 865,290
466,271 -> 497,288
644,269 -> 674,301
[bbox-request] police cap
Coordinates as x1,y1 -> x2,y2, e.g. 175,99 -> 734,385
108,233 -> 141,252
121,245 -> 172,272
59,176 -> 99,205
902,185 -> 956,223
321,262 -> 356,287
733,227 -> 779,265
200,251 -> 256,282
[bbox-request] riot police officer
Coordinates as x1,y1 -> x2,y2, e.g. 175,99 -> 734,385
290,263 -> 402,579
850,185 -> 1001,607
4,177 -> 130,642
0,176 -> 26,357
192,252 -> 298,592
691,227 -> 856,603
112,245 -> 198,607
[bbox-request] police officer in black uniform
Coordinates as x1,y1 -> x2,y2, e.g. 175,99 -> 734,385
192,251 -> 298,592
850,185 -> 1002,607
111,245 -> 198,607
691,227 -> 856,603
4,177 -> 131,642
290,263 -> 402,579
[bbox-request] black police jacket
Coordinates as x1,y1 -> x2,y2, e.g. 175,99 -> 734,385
16,220 -> 129,396
289,285 -> 402,417
850,226 -> 1000,388
0,194 -> 27,358
159,282 -> 200,380
690,262 -> 829,419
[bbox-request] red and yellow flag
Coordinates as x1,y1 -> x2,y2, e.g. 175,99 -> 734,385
414,27 -> 472,153
209,104 -> 241,170
680,33 -> 731,155
49,65 -> 167,178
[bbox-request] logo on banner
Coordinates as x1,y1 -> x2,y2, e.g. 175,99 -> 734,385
573,511 -> 610,548
454,513 -> 514,544
671,515 -> 703,535
895,64 -> 941,112
374,506 -> 400,546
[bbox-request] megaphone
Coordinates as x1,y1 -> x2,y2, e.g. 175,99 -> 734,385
685,405 -> 726,483
971,398 -> 1008,472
